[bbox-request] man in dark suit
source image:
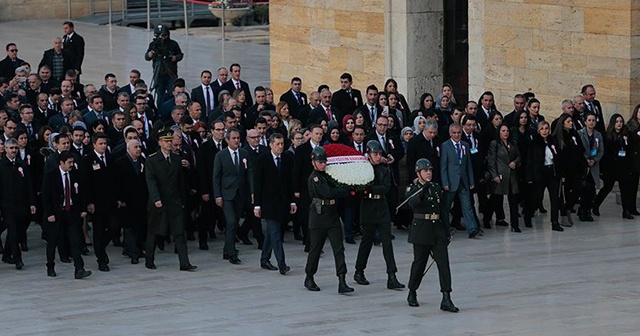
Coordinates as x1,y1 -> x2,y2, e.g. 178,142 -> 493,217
308,89 -> 342,127
212,67 -> 228,108
293,124 -> 324,250
41,151 -> 92,279
502,94 -> 526,128
190,70 -> 215,117
221,63 -> 253,106
107,110 -> 127,147
461,114 -> 489,228
239,129 -> 267,247
62,21 -> 85,79
145,130 -> 196,271
195,120 -> 227,250
115,139 -> 148,264
0,139 -> 36,270
331,73 -> 363,116
254,133 -> 295,275
581,84 -> 606,134
18,104 -> 40,142
354,85 -> 379,129
70,126 -> 90,158
440,124 -> 480,238
279,77 -> 307,121
98,73 -> 120,112
38,37 -> 75,83
0,43 -> 24,79
119,69 -> 141,98
365,115 -> 405,227
83,95 -> 110,127
80,133 -> 116,272
406,120 -> 440,183
476,91 -> 497,130
244,86 -> 275,130
213,128 -> 251,264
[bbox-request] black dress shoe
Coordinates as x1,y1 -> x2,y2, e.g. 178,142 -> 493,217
98,263 -> 110,272
279,265 -> 291,275
145,261 -> 156,269
81,247 -> 91,256
345,237 -> 356,244
199,242 -> 209,250
354,272 -> 369,285
304,245 -> 310,253
495,220 -> 509,227
261,261 -> 278,271
592,207 -> 600,216
131,257 -> 139,264
538,206 -> 548,214
452,224 -> 466,231
228,255 -> 241,264
223,254 -> 229,260
483,220 -> 492,229
468,230 -> 479,239
20,243 -> 28,252
511,227 -> 522,233
180,264 -> 198,272
112,238 -> 123,247
552,223 -> 564,232
2,256 -> 15,264
60,258 -> 71,263
631,210 -> 640,216
15,261 -> 24,270
338,275 -> 354,294
74,269 -> 92,279
407,290 -> 419,307
623,211 -> 634,220
304,277 -> 321,291
240,237 -> 253,245
47,268 -> 57,277
373,238 -> 381,246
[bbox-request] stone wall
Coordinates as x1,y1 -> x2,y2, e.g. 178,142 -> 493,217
0,0 -> 119,22
269,0 -> 386,98
469,0 -> 640,119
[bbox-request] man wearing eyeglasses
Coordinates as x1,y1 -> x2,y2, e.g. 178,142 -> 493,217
0,43 -> 24,79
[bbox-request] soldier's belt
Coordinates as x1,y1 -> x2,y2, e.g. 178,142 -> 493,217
314,198 -> 336,205
414,213 -> 440,220
365,194 -> 383,199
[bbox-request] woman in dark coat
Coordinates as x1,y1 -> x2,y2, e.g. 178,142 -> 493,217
552,113 -> 587,227
625,103 -> 640,215
487,124 -> 521,232
594,114 -> 635,219
526,121 -> 563,231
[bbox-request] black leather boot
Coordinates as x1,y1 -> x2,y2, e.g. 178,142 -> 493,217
304,276 -> 320,291
440,292 -> 459,312
407,290 -> 419,307
338,275 -> 354,294
354,271 -> 369,285
387,273 -> 405,290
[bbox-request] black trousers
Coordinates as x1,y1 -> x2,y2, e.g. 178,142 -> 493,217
560,174 -> 584,215
594,171 -> 633,212
355,221 -> 397,274
121,207 -> 146,259
528,166 -> 560,224
238,208 -> 264,245
46,210 -> 84,271
580,174 -> 597,211
198,199 -> 225,243
146,227 -> 190,268
628,172 -> 640,211
92,211 -> 113,265
298,198 -> 311,247
490,185 -> 520,228
473,180 -> 490,221
408,241 -> 452,292
305,225 -> 347,277
3,213 -> 26,262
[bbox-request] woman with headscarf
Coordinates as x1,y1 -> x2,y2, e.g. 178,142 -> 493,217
341,114 -> 355,142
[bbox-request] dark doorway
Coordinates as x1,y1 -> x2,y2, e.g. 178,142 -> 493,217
443,0 -> 468,104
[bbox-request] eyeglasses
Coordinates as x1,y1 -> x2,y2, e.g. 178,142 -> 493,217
8,49 -> 18,52
294,137 -> 304,141
376,123 -> 389,127
248,136 -> 260,139
214,128 -> 225,131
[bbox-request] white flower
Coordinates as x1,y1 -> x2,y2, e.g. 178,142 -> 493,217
326,161 -> 374,187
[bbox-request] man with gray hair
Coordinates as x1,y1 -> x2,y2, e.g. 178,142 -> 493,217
0,137 -> 36,269
407,119 -> 441,183
572,95 -> 587,129
38,37 -> 75,83
551,99 -> 579,132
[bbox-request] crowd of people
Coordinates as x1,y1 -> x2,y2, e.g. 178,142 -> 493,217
0,22 -> 637,296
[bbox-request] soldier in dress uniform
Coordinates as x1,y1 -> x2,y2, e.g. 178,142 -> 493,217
353,140 -> 405,290
303,146 -> 354,294
405,158 -> 459,312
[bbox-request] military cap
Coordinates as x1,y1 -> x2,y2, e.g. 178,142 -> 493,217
157,129 -> 174,141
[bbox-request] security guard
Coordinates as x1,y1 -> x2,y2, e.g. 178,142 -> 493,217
405,158 -> 459,312
304,146 -> 354,294
354,140 -> 404,290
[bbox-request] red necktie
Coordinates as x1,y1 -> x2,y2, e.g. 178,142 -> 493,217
64,172 -> 71,211
326,107 -> 331,120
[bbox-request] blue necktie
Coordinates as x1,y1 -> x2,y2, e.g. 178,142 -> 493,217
275,157 -> 281,173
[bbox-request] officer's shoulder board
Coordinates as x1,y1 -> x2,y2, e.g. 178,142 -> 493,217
149,152 -> 158,157
313,176 -> 319,183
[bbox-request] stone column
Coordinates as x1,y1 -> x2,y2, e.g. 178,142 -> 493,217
386,0 -> 444,110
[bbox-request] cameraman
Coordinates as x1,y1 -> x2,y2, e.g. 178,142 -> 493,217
145,24 -> 183,106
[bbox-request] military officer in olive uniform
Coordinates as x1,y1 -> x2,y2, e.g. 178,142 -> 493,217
405,158 -> 459,312
144,130 -> 197,272
304,146 -> 355,294
354,140 -> 405,290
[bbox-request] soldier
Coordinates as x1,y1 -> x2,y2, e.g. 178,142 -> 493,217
304,146 -> 354,294
354,140 -> 404,290
405,158 -> 459,312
